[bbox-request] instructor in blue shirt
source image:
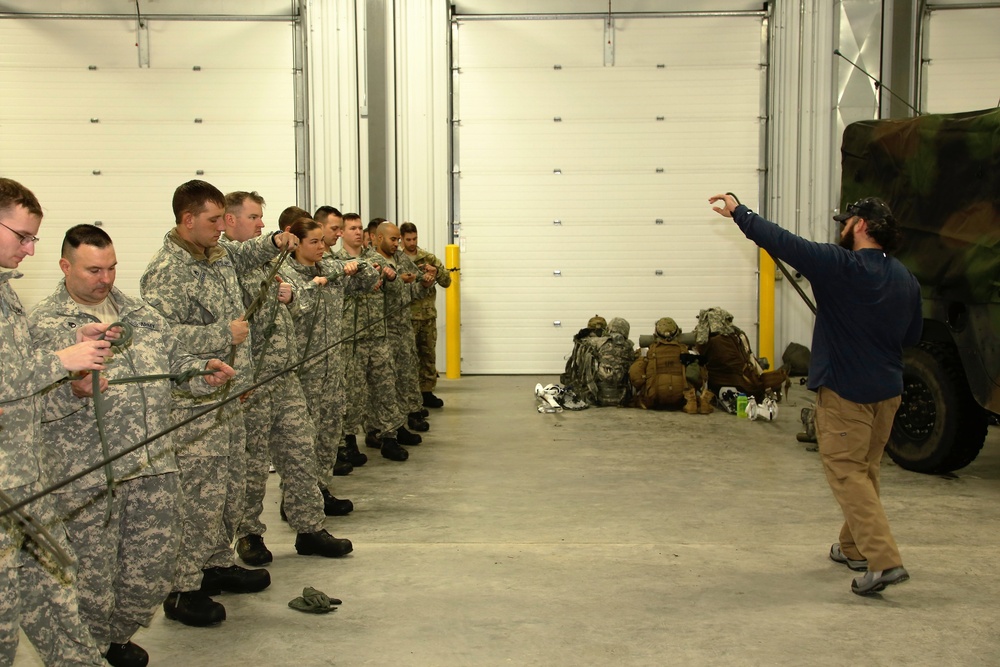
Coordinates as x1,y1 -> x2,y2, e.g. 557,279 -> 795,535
709,193 -> 922,596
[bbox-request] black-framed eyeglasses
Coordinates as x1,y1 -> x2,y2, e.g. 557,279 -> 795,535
0,220 -> 39,246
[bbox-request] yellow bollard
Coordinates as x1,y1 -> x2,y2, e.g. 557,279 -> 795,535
759,248 -> 775,367
445,244 -> 461,379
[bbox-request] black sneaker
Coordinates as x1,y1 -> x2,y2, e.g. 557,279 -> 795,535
163,590 -> 225,627
341,435 -> 368,466
380,438 -> 409,461
422,391 -> 444,408
408,412 -> 430,432
236,534 -> 273,567
365,430 -> 381,449
200,565 -> 271,596
104,641 -> 148,667
396,426 -> 422,446
295,529 -> 354,558
321,487 -> 354,516
851,566 -> 910,596
333,459 -> 353,476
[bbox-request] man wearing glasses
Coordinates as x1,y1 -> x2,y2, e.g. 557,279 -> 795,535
0,178 -> 116,665
709,193 -> 922,596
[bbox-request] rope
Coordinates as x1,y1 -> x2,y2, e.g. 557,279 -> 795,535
0,294 -> 418,521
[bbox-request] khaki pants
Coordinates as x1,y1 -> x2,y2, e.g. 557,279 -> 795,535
815,387 -> 903,572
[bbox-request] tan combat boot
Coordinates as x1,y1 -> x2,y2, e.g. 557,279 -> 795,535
698,389 -> 715,414
682,387 -> 698,414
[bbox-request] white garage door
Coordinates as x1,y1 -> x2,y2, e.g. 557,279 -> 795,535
923,7 -> 1000,113
0,17 -> 297,309
453,14 -> 766,374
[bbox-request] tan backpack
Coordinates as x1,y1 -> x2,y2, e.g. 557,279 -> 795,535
630,340 -> 689,409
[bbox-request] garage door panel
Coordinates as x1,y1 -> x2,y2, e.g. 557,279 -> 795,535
460,67 -> 761,120
615,16 -> 762,66
924,8 -> 1000,114
3,123 -> 294,173
459,121 -> 760,172
457,20 -> 605,68
0,70 -> 292,122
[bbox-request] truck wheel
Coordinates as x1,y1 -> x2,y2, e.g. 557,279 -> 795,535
888,342 -> 989,473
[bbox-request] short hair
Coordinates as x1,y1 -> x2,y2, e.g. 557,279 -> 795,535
224,191 -> 265,216
0,178 -> 42,219
172,180 -> 225,225
278,206 -> 310,232
314,205 -> 342,221
288,217 -> 322,241
399,222 -> 417,236
343,212 -> 362,224
367,218 -> 386,235
62,224 -> 113,258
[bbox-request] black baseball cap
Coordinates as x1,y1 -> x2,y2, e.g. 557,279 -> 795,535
833,197 -> 892,223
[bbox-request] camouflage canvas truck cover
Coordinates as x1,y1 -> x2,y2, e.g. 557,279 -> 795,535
840,107 -> 1000,473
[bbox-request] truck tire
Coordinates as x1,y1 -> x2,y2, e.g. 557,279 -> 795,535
887,342 -> 989,473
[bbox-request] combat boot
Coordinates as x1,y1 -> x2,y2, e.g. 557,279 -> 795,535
163,590 -> 225,627
419,407 -> 430,418
333,457 -> 353,476
104,640 -> 148,667
365,430 -> 381,449
380,437 -> 409,461
236,534 -> 273,566
200,565 -> 271,596
321,487 -> 354,516
408,411 -> 430,432
396,426 -> 422,446
422,391 -> 444,408
295,529 -> 353,558
698,389 -> 716,414
341,434 -> 368,466
682,387 -> 698,414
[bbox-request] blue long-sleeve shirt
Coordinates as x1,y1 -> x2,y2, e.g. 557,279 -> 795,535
733,205 -> 922,404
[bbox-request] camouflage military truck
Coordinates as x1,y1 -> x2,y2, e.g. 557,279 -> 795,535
840,107 -> 1000,473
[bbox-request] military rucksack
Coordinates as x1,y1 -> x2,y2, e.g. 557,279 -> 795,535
703,330 -> 787,400
629,339 -> 689,409
562,318 -> 634,407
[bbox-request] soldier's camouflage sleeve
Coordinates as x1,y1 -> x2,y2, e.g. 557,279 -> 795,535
140,251 -> 234,358
224,232 -> 282,275
0,274 -> 68,403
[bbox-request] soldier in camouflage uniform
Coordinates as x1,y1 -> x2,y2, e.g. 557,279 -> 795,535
0,178 -> 112,666
400,222 -> 451,409
221,193 -> 354,566
335,214 -> 416,461
30,224 -> 235,667
375,222 -> 434,433
283,217 -> 381,477
140,180 -> 297,627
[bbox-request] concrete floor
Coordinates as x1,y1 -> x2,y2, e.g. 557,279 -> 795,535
14,376 -> 1000,666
